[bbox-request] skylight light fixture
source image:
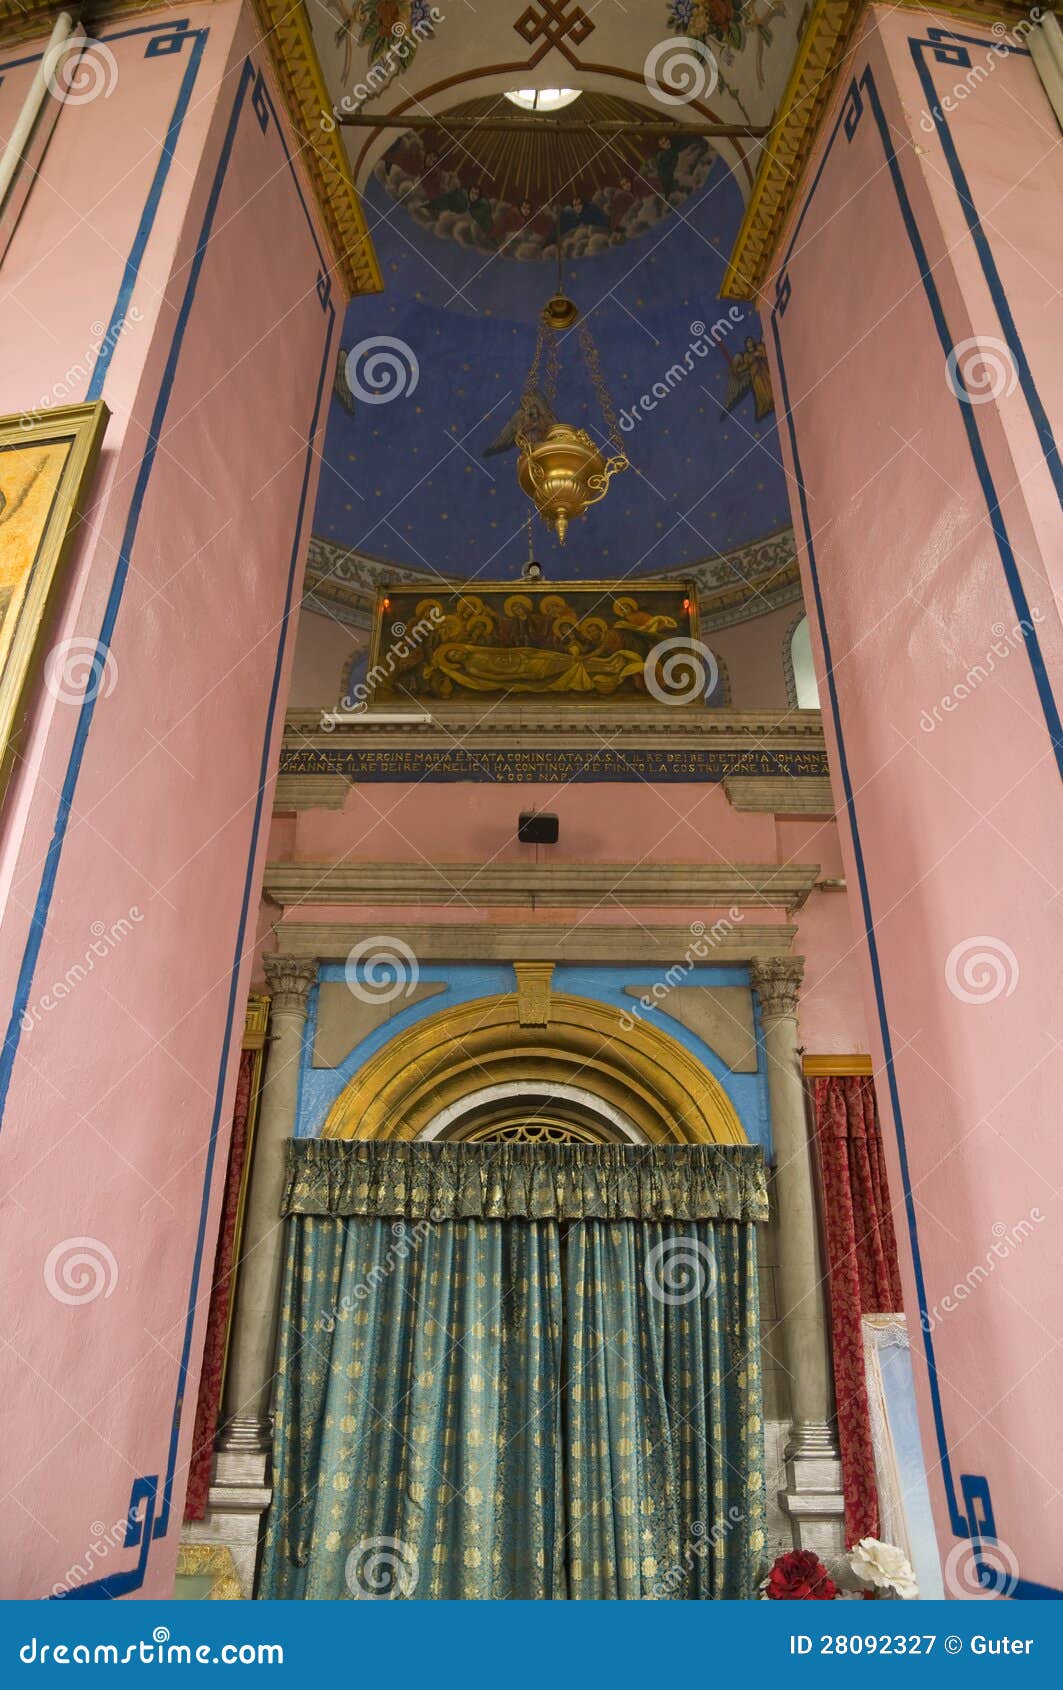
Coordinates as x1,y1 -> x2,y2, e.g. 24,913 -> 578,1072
504,88 -> 582,112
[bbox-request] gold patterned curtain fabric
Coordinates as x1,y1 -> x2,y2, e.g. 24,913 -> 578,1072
282,1138 -> 768,1223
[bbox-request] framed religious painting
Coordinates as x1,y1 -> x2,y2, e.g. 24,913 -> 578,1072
0,400 -> 109,796
365,580 -> 701,706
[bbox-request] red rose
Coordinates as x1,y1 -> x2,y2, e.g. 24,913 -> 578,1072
765,1550 -> 838,1600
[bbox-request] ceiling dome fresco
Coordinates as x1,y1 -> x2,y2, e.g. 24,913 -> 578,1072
306,0 -> 809,582
316,146 -> 790,581
375,94 -> 717,261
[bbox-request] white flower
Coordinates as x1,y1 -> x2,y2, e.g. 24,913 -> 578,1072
849,1538 -> 919,1599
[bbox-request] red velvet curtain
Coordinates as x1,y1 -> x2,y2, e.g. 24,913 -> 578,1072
810,1075 -> 904,1546
183,1048 -> 256,1521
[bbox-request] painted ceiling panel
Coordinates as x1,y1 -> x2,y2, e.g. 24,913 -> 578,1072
315,149 -> 791,580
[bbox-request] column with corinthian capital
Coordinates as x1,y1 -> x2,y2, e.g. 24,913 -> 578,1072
183,955 -> 316,1594
751,956 -> 845,1555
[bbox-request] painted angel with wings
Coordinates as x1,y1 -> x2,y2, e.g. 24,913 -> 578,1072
721,336 -> 775,423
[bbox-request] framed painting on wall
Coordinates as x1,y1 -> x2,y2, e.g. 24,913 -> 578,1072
0,400 -> 109,795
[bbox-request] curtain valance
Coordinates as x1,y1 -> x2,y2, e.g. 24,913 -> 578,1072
282,1137 -> 768,1223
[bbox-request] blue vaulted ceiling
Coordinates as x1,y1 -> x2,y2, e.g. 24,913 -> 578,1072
313,151 -> 791,581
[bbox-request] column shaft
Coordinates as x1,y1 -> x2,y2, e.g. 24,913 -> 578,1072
752,957 -> 844,1554
220,957 -> 316,1449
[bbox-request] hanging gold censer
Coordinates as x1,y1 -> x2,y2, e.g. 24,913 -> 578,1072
515,289 -> 628,545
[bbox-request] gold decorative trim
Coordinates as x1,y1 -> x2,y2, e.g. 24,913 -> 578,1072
321,990 -> 749,1145
802,1052 -> 873,1076
0,401 -> 109,802
0,2 -> 381,298
242,991 -> 270,1051
514,961 -> 553,1026
219,993 -> 271,1390
722,0 -> 1035,301
251,0 -> 381,296
174,1543 -> 244,1599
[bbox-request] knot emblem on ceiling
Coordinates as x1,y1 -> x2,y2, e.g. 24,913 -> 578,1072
513,1 -> 595,54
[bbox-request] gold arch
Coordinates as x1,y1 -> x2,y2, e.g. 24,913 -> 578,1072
322,991 -> 747,1145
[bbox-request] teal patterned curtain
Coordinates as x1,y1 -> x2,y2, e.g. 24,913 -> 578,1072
259,1142 -> 767,1601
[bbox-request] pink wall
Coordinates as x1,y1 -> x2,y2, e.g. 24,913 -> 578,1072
712,600 -> 800,709
763,5 -> 1063,1594
286,607 -> 366,709
0,5 -> 342,1597
262,777 -> 865,1052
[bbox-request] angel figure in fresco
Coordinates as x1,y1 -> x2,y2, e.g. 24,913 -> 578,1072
482,387 -> 556,458
334,347 -> 355,413
721,336 -> 775,423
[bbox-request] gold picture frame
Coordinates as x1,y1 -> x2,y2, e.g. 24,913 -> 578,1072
365,580 -> 701,706
0,400 -> 110,794
174,1543 -> 244,1600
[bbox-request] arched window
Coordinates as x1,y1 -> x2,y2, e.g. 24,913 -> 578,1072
786,614 -> 820,708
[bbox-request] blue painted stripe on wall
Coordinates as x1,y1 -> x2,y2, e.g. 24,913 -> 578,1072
86,29 -> 207,401
0,20 -> 193,76
910,31 -> 1063,516
22,50 -> 336,1593
771,57 -> 1063,1596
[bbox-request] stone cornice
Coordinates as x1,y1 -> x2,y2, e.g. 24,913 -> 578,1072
283,703 -> 825,746
278,704 -> 828,785
262,860 -> 822,911
724,776 -> 834,814
722,0 -> 1037,301
0,1 -> 381,298
270,921 -> 799,965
